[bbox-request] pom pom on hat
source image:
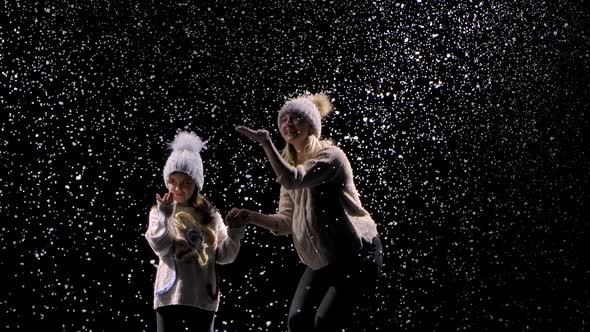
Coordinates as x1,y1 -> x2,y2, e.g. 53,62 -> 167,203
163,131 -> 206,191
168,131 -> 205,153
309,93 -> 333,118
277,93 -> 334,138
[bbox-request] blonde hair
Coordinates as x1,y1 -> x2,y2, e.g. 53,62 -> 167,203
281,134 -> 334,165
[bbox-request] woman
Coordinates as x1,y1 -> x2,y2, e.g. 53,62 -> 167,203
227,93 -> 383,331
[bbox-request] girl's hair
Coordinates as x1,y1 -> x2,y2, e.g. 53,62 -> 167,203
187,189 -> 214,225
281,135 -> 333,166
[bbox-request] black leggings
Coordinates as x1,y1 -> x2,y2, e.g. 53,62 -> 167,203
288,236 -> 383,332
156,305 -> 215,332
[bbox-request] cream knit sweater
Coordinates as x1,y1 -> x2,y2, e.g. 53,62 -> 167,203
270,145 -> 379,270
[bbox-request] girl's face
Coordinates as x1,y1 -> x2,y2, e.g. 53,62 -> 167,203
279,112 -> 311,148
167,172 -> 196,205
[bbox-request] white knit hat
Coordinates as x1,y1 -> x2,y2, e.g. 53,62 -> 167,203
163,131 -> 206,191
277,94 -> 333,138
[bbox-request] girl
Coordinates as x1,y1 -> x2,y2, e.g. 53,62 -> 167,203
145,131 -> 245,332
227,93 -> 383,331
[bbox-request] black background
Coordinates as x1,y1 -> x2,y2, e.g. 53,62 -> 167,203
1,0 -> 587,330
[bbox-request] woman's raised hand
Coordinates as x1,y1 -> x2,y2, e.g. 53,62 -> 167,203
236,126 -> 271,145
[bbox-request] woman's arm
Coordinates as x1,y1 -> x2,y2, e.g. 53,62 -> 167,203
227,209 -> 292,235
236,126 -> 293,179
235,126 -> 341,189
227,208 -> 277,232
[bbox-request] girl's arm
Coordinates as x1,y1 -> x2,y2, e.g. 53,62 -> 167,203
227,186 -> 294,235
215,212 -> 245,264
235,210 -> 277,232
145,193 -> 176,257
235,126 -> 341,189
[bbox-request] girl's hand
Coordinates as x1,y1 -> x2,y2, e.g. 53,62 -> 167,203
156,192 -> 175,205
236,126 -> 271,145
225,207 -> 250,228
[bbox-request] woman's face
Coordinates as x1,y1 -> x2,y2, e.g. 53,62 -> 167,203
279,112 -> 311,148
166,172 -> 196,204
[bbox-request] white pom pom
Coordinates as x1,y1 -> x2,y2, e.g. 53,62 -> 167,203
168,131 -> 205,153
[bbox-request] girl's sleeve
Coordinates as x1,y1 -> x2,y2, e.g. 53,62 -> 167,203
269,186 -> 294,235
275,147 -> 343,190
215,211 -> 245,264
145,202 -> 175,257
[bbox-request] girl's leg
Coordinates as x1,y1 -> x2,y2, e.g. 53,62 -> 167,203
288,266 -> 331,332
157,305 -> 215,332
156,306 -> 184,332
185,306 -> 215,332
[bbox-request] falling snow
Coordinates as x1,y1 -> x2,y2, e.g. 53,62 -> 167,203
1,0 -> 587,331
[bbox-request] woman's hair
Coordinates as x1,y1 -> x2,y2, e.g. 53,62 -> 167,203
281,134 -> 334,165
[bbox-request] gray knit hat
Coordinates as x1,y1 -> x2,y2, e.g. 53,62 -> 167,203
163,131 -> 205,191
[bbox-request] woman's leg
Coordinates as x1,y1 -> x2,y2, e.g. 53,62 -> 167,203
288,266 -> 331,332
354,236 -> 384,331
313,267 -> 357,332
315,237 -> 384,332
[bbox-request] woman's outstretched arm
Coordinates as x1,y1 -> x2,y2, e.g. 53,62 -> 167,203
235,126 -> 293,179
235,126 -> 340,189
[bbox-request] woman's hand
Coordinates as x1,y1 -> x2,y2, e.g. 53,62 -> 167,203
236,126 -> 271,146
156,192 -> 175,205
